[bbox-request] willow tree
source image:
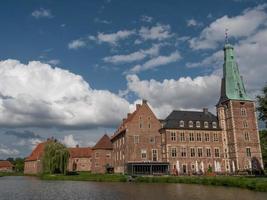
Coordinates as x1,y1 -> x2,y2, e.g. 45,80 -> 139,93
42,141 -> 69,174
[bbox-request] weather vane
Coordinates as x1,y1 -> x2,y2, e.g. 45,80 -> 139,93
225,28 -> 229,44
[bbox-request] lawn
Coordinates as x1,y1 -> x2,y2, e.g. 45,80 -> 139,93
40,172 -> 127,182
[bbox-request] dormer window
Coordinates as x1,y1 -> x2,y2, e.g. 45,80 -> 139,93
179,120 -> 184,128
212,122 -> 217,129
204,121 -> 209,128
189,121 -> 193,128
196,121 -> 201,128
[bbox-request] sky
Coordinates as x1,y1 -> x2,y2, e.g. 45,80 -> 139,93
0,0 -> 267,159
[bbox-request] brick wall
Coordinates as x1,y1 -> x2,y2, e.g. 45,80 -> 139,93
91,149 -> 112,173
68,157 -> 92,172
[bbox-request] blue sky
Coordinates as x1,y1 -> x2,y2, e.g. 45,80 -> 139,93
0,0 -> 267,159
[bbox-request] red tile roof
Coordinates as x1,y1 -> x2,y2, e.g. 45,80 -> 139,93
68,147 -> 92,158
0,161 -> 14,168
93,134 -> 113,150
25,142 -> 47,162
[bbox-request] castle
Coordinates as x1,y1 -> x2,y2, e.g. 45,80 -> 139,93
24,42 -> 264,175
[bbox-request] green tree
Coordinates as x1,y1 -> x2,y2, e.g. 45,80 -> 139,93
14,158 -> 24,172
257,84 -> 267,127
260,130 -> 267,170
42,141 -> 69,175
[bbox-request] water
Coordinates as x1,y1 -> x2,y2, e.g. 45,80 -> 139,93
0,176 -> 266,200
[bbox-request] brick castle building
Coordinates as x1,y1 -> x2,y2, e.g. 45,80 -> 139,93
0,161 -> 14,172
24,42 -> 263,175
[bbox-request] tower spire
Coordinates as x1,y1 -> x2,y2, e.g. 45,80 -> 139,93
225,28 -> 229,44
217,40 -> 251,105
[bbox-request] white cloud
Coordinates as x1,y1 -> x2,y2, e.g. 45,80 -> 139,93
139,23 -> 173,41
186,28 -> 267,99
0,59 -> 130,128
140,15 -> 153,23
94,18 -> 112,24
129,51 -> 181,73
189,4 -> 267,49
187,19 -> 202,27
62,135 -> 78,147
103,44 -> 160,64
32,8 -> 53,19
46,59 -> 60,65
126,74 -> 221,118
96,30 -> 135,45
0,144 -> 19,156
68,39 -> 86,49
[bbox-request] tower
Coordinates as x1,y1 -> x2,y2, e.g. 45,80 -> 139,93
217,43 -> 263,173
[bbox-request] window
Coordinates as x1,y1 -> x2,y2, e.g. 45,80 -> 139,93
181,147 -> 187,157
171,132 -> 176,141
212,122 -> 217,129
197,148 -> 203,157
189,121 -> 193,128
206,148 -> 211,157
244,132 -> 250,141
134,135 -> 139,144
152,149 -> 158,161
139,123 -> 142,128
205,133 -> 210,142
241,108 -> 247,116
106,153 -> 111,158
95,152 -> 99,158
243,121 -> 248,128
196,132 -> 202,141
189,132 -> 194,141
180,132 -> 185,141
190,148 -> 195,157
149,136 -> 155,143
214,148 -> 220,158
179,120 -> 184,127
141,149 -> 147,159
204,121 -> 209,128
171,147 -> 177,157
148,123 -> 151,129
196,121 -> 201,128
213,133 -> 219,142
246,148 -> 251,157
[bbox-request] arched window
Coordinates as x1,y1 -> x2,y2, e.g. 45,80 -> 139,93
241,108 -> 247,116
196,121 -> 201,128
212,122 -> 217,129
243,120 -> 248,128
179,120 -> 184,127
188,121 -> 193,128
204,121 -> 209,128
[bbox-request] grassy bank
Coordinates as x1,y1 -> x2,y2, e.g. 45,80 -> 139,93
0,172 -> 24,177
135,176 -> 267,192
40,172 -> 127,182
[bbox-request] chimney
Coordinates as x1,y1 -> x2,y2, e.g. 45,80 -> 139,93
127,113 -> 131,118
136,104 -> 141,109
203,108 -> 208,114
142,99 -> 147,104
76,144 -> 79,148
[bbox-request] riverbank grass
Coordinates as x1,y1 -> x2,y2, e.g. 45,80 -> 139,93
136,176 -> 267,192
40,172 -> 127,182
0,172 -> 24,177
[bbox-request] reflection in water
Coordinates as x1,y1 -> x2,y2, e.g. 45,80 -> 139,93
0,176 -> 266,200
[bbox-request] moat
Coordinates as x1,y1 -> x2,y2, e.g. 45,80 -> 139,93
0,176 -> 266,200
